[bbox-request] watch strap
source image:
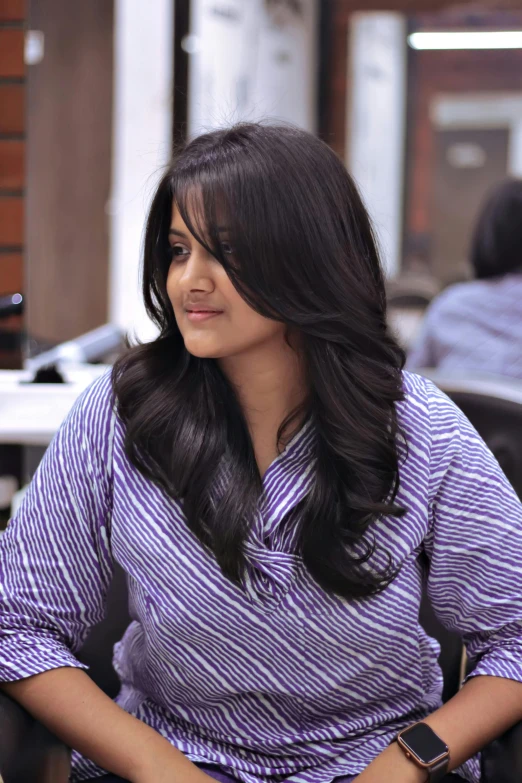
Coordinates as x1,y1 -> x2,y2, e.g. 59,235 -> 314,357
428,754 -> 450,782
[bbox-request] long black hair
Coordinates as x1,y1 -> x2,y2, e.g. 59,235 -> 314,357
113,122 -> 406,600
471,178 -> 522,280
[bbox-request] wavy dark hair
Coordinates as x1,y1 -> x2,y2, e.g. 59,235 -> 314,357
113,122 -> 406,599
471,178 -> 522,280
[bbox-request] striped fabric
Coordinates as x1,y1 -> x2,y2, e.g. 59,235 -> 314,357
407,273 -> 522,378
1,370 -> 522,782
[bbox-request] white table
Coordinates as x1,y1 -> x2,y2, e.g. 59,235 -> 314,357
0,365 -> 110,446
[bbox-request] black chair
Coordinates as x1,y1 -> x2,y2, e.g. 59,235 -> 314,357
386,279 -> 439,352
1,561 -> 522,782
388,292 -> 433,309
386,276 -> 440,311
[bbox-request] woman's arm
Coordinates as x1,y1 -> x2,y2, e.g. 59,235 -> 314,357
359,383 -> 522,780
0,376 -> 209,781
355,675 -> 522,782
2,669 -> 212,783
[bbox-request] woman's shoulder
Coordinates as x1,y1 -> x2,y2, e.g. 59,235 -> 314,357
398,370 -> 489,480
74,368 -> 115,416
400,369 -> 453,416
398,370 -> 464,448
64,369 -> 119,450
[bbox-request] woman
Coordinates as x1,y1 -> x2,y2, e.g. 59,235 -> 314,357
1,124 -> 522,783
408,178 -> 522,378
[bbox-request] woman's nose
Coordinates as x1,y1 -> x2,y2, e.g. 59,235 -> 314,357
179,252 -> 214,293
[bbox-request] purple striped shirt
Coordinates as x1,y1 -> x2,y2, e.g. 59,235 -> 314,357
1,370 -> 522,782
407,273 -> 522,379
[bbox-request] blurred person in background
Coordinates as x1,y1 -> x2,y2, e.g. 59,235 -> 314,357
408,178 -> 522,378
1,125 -> 522,783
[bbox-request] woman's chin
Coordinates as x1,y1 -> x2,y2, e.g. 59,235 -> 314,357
183,337 -> 226,360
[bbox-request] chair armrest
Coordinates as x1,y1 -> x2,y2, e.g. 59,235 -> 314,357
0,689 -> 70,783
481,720 -> 522,783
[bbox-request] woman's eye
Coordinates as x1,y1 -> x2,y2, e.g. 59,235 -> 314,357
220,242 -> 235,256
170,244 -> 190,259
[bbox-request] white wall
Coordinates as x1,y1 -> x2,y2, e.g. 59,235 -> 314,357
347,13 -> 407,278
188,0 -> 318,136
108,0 -> 174,340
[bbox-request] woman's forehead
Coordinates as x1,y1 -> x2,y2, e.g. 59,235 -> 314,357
170,202 -> 187,229
171,196 -> 229,236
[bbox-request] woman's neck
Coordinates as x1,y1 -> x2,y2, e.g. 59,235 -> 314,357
219,337 -> 307,476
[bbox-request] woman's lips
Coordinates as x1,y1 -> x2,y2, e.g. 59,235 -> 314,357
185,309 -> 224,323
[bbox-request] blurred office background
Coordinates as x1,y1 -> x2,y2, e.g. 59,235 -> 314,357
1,0 -> 522,361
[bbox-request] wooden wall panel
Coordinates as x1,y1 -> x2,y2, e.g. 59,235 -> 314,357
0,0 -> 25,20
0,85 -> 24,134
0,140 -> 24,189
0,252 -> 23,292
0,312 -> 22,370
0,0 -> 25,368
0,30 -> 24,77
0,197 -> 23,245
26,0 -> 113,344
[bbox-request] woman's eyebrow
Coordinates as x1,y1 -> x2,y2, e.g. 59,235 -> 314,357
168,226 -> 229,239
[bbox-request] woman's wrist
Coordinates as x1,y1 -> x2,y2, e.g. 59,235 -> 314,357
355,741 -> 427,783
130,740 -> 212,783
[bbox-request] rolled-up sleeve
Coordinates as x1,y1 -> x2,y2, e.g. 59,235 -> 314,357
424,382 -> 522,684
0,373 -> 115,682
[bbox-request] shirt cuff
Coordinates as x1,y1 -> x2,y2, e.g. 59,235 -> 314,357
0,632 -> 87,682
466,643 -> 522,685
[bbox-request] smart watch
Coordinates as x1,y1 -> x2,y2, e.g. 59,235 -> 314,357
394,722 -> 450,781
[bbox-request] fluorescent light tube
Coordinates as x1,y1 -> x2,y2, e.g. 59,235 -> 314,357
408,31 -> 522,50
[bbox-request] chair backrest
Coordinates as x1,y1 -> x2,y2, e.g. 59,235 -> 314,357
78,564 -> 131,697
386,275 -> 440,310
388,293 -> 432,309
419,594 -> 463,703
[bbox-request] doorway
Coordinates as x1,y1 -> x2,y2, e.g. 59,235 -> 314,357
430,126 -> 509,285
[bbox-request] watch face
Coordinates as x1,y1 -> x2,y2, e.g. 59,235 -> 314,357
400,723 -> 448,763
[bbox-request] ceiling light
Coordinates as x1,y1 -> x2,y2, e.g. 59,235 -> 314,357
408,31 -> 522,50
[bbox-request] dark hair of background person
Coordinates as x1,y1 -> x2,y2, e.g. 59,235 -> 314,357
470,178 -> 522,280
112,123 -> 406,600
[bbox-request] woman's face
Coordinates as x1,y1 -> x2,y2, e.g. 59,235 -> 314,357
167,204 -> 285,360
